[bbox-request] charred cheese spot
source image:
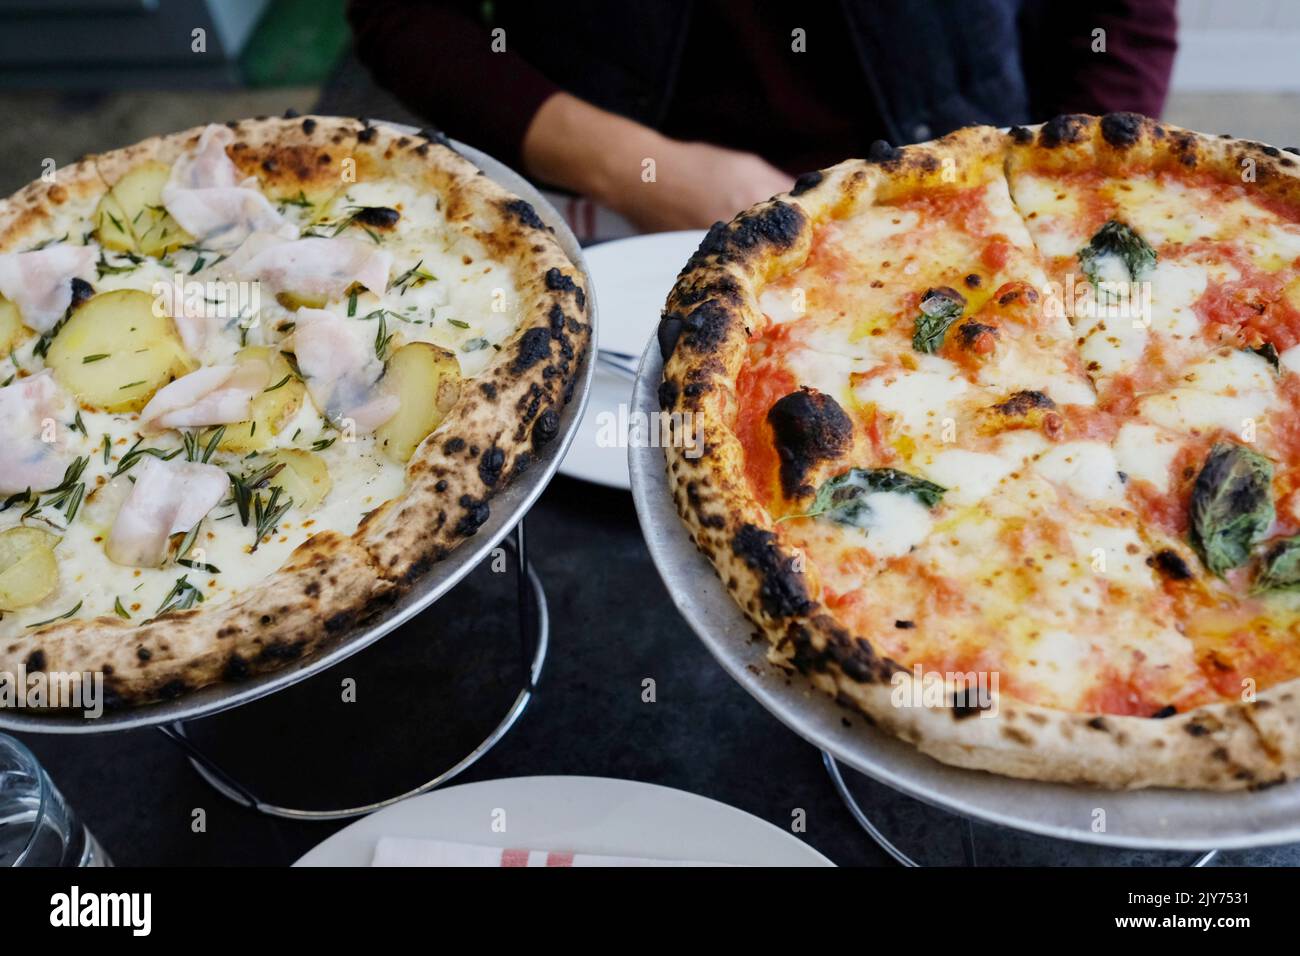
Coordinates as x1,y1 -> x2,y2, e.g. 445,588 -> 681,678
980,390 -> 1060,436
766,388 -> 852,499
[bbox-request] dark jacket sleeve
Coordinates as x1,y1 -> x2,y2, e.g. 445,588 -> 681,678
347,0 -> 560,168
1020,0 -> 1178,120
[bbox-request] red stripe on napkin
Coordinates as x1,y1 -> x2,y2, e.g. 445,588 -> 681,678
500,849 -> 530,867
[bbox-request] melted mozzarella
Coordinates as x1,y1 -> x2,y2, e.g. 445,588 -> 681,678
1068,523 -> 1154,591
1147,258 -> 1208,338
842,490 -> 934,559
783,348 -> 857,404
1031,441 -> 1125,503
916,449 -> 1015,506
1077,310 -> 1147,380
854,356 -> 967,443
1139,349 -> 1277,435
1281,343 -> 1300,376
759,287 -> 803,325
1009,171 -> 1088,258
1113,422 -> 1180,492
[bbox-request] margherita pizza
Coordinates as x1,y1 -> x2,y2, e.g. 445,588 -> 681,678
660,113 -> 1300,790
0,115 -> 588,708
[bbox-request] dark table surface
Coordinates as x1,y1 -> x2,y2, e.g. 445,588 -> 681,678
11,57 -> 1300,869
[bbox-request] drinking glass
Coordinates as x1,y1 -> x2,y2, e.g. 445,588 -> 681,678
0,734 -> 110,866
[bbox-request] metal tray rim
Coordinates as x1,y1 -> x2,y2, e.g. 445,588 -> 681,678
629,342 -> 1300,851
0,129 -> 594,735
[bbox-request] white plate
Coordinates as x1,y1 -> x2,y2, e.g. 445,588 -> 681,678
293,775 -> 832,866
560,231 -> 707,489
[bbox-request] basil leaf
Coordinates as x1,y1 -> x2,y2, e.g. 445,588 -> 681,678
911,287 -> 965,354
1190,442 -> 1275,576
800,467 -> 946,529
1077,219 -> 1156,286
1255,535 -> 1300,592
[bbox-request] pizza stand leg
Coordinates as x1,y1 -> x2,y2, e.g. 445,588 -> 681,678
821,752 -> 1220,867
154,520 -> 548,821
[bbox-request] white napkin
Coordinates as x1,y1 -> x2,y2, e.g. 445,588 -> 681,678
371,836 -> 730,867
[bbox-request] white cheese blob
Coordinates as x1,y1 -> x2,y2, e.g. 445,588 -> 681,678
1113,422 -> 1181,492
1031,441 -> 1125,503
783,348 -> 857,405
1009,172 -> 1088,258
844,490 -> 935,559
916,449 -> 1015,505
854,355 -> 968,442
759,287 -> 803,325
1068,523 -> 1154,591
1147,258 -> 1208,339
1138,349 -> 1277,435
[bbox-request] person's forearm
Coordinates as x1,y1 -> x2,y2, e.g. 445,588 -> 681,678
521,93 -> 665,210
522,92 -> 795,231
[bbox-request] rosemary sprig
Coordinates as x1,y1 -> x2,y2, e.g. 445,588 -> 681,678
182,426 -> 225,464
0,488 -> 31,512
95,250 -> 140,278
156,575 -> 203,616
174,521 -> 220,573
391,259 -> 436,294
26,600 -> 82,629
114,597 -> 131,620
226,461 -> 286,527
25,233 -> 68,252
25,456 -> 89,523
279,189 -> 312,209
251,485 -> 292,552
112,438 -> 182,477
374,311 -> 394,360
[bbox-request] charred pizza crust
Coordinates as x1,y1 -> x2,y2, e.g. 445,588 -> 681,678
0,115 -> 589,707
660,115 -> 1300,790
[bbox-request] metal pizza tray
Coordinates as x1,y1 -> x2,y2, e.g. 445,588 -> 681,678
629,343 -> 1300,851
0,129 -> 594,735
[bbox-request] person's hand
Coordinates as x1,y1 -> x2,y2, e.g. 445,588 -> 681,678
613,139 -> 796,232
522,93 -> 795,232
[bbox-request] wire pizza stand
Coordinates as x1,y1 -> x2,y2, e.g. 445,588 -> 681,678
0,132 -> 595,822
821,751 -> 1218,866
156,521 -> 547,821
629,341 -> 1300,865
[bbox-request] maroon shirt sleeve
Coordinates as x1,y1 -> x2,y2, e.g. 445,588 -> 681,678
1022,0 -> 1179,120
347,0 -> 559,169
